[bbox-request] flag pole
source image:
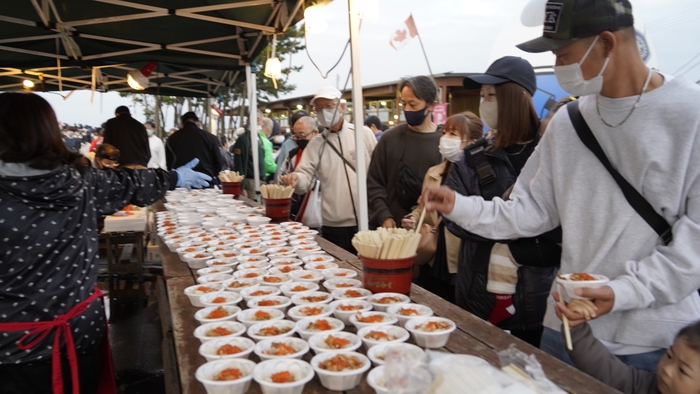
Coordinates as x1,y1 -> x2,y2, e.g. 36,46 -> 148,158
411,14 -> 435,82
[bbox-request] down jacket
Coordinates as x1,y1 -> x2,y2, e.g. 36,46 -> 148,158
0,163 -> 174,364
444,138 -> 561,332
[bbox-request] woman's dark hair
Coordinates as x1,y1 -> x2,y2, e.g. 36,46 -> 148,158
96,143 -> 120,162
399,76 -> 437,105
676,320 -> 700,353
0,92 -> 81,170
444,112 -> 483,142
493,81 -> 540,150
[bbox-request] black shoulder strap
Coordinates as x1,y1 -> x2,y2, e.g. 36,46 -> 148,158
321,132 -> 356,172
464,137 -> 501,200
567,100 -> 672,245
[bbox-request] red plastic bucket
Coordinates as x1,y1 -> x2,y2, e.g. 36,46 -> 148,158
263,198 -> 292,223
221,181 -> 242,198
359,254 -> 415,295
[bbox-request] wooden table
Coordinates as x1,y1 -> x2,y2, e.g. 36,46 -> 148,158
154,199 -> 620,394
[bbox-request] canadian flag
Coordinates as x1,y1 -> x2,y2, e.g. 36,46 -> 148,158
389,14 -> 418,51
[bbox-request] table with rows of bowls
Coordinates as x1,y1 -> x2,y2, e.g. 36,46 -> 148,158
152,192 -> 620,394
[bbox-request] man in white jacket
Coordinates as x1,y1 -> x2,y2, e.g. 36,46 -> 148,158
280,86 -> 377,253
423,0 -> 700,372
145,121 -> 166,169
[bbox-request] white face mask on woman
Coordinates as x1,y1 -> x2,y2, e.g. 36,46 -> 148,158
554,35 -> 610,97
439,136 -> 464,162
479,100 -> 498,130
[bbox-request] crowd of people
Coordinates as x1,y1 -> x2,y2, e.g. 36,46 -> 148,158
2,0 -> 700,393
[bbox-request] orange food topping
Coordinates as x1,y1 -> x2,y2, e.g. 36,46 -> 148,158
325,335 -> 350,349
249,249 -> 260,254
194,254 -> 207,258
300,274 -> 314,279
243,273 -> 259,278
568,272 -> 597,281
319,354 -> 364,372
212,261 -> 227,266
338,304 -> 363,311
291,285 -> 309,292
211,296 -> 228,304
312,257 -> 324,262
278,266 -> 294,273
257,299 -> 281,307
257,326 -> 291,336
270,371 -> 294,383
254,310 -> 271,320
398,308 -> 419,316
216,368 -> 243,381
365,330 -> 391,341
301,295 -> 328,303
222,253 -> 236,258
307,319 -> 333,331
216,344 -> 243,355
206,307 -> 229,319
356,313 -> 383,323
315,264 -> 326,269
250,290 -> 271,296
227,281 -> 248,288
265,342 -> 297,356
299,306 -> 322,316
334,282 -> 354,288
344,289 -> 363,298
376,296 -> 402,304
195,286 -> 216,293
206,326 -> 232,337
334,272 -> 348,277
417,320 -> 452,332
263,276 -> 283,283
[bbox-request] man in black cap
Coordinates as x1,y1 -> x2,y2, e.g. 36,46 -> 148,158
165,111 -> 222,182
103,105 -> 150,167
423,0 -> 700,374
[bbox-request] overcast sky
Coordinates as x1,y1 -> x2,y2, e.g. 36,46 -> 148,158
40,0 -> 700,129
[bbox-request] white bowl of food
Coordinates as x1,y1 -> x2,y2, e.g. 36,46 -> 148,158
331,287 -> 372,301
279,282 -> 320,298
222,278 -> 259,293
197,273 -> 234,285
176,245 -> 206,260
290,291 -> 333,306
233,268 -> 268,280
236,255 -> 270,265
295,316 -> 344,340
300,254 -> 333,265
239,286 -> 281,303
368,292 -> 412,312
404,317 -> 456,348
267,246 -> 296,256
322,268 -> 357,281
280,221 -> 303,228
194,321 -> 247,344
269,258 -> 303,267
323,278 -> 363,292
287,234 -> 315,242
197,266 -> 233,277
184,252 -> 214,269
238,261 -> 272,271
247,216 -> 272,226
290,239 -> 319,248
357,325 -> 410,350
198,337 -> 256,362
236,308 -> 285,328
304,262 -> 338,272
212,250 -> 242,260
184,284 -> 223,307
259,274 -> 293,287
239,246 -> 268,257
246,296 -> 292,313
199,291 -> 243,308
288,270 -> 324,284
260,240 -> 287,248
348,311 -> 398,330
308,331 -> 362,354
253,337 -> 310,361
286,304 -> 334,322
261,235 -> 289,242
293,245 -> 323,258
366,342 -> 425,366
366,365 -> 433,394
195,358 -> 255,394
329,300 -> 373,325
206,258 -> 239,268
269,265 -> 303,276
195,305 -> 242,325
247,320 -> 297,342
555,273 -> 610,300
386,303 -> 434,327
310,351 -> 371,391
253,359 -> 314,394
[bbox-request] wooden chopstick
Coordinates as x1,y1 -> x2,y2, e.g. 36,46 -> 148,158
415,206 -> 427,233
557,284 -> 573,351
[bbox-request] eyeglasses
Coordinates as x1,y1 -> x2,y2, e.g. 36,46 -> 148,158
292,132 -> 314,141
313,101 -> 338,112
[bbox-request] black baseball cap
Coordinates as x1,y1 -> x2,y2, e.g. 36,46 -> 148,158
462,56 -> 536,96
517,0 -> 634,53
181,111 -> 199,123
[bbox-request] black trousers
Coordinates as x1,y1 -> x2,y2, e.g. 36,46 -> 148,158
321,225 -> 358,255
0,344 -> 101,394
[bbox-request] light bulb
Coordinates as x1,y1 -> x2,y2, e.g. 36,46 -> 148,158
304,5 -> 327,34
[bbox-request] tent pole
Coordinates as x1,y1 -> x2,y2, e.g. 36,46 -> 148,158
246,64 -> 261,203
348,0 -> 368,232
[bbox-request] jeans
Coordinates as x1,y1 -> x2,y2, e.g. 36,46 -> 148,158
540,327 -> 666,372
321,225 -> 358,255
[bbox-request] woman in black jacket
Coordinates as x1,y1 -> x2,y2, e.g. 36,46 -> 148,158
0,92 -> 210,394
444,57 -> 561,347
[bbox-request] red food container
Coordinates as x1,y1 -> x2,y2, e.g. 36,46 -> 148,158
221,181 -> 242,198
263,198 -> 292,223
359,254 -> 415,295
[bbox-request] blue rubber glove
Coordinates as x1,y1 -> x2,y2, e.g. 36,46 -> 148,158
174,158 -> 212,189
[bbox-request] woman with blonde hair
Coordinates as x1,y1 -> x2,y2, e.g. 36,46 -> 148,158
402,112 -> 483,302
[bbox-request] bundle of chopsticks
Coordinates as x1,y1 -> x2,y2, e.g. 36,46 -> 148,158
352,227 -> 422,259
260,184 -> 294,199
218,171 -> 244,183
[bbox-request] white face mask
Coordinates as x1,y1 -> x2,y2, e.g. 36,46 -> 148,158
146,129 -> 154,136
479,100 -> 498,130
553,35 -> 610,97
273,135 -> 285,144
318,108 -> 342,128
439,136 -> 464,162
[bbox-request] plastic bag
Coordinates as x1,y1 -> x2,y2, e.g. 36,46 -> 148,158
497,344 -> 567,394
381,345 -> 433,393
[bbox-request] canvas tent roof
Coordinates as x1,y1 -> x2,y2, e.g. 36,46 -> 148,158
0,0 -> 316,97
